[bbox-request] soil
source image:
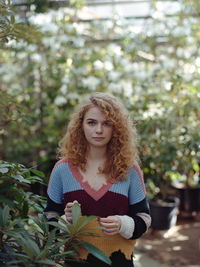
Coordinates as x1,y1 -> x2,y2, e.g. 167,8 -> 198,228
135,213 -> 200,267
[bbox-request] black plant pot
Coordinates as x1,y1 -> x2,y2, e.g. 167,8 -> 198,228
175,187 -> 200,212
149,197 -> 179,230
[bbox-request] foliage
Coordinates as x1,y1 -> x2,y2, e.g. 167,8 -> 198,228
0,0 -> 41,44
139,83 -> 200,198
0,1 -> 199,197
0,160 -> 46,218
0,161 -> 111,266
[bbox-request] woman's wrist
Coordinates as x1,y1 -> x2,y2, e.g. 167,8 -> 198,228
116,215 -> 135,239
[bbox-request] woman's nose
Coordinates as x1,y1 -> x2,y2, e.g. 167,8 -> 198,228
96,123 -> 103,133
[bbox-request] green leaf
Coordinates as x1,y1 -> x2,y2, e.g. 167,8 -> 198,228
36,259 -> 56,265
72,202 -> 81,225
46,229 -> 57,247
65,223 -> 75,233
192,162 -> 199,172
50,240 -> 69,255
11,175 -> 31,184
0,196 -> 14,208
58,216 -> 70,231
21,200 -> 29,218
80,240 -> 111,265
0,168 -> 9,174
0,167 -> 9,174
0,205 -> 10,227
18,236 -> 41,258
74,215 -> 97,232
5,229 -> 22,239
30,169 -> 45,178
10,15 -> 15,24
29,215 -> 48,233
36,246 -> 49,261
48,221 -> 69,232
0,163 -> 12,168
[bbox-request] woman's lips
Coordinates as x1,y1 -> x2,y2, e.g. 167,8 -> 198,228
92,137 -> 105,141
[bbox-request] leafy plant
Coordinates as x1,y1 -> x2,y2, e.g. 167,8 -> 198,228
0,162 -> 111,266
0,160 -> 45,218
168,159 -> 200,188
0,205 -> 111,266
0,0 -> 41,44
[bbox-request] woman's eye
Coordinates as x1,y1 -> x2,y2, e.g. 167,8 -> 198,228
87,121 -> 112,126
103,121 -> 112,127
88,121 -> 96,125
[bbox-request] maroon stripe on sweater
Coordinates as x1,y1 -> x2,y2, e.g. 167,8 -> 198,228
63,190 -> 129,217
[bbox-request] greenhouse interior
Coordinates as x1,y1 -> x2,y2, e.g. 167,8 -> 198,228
0,0 -> 200,266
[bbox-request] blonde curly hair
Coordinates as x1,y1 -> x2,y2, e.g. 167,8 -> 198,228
58,92 -> 139,182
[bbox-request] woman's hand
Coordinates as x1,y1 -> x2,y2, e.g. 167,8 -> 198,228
99,216 -> 121,235
64,200 -> 80,222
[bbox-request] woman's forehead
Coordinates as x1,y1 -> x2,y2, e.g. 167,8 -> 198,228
84,106 -> 108,120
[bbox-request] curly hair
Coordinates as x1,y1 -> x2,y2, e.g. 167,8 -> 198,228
58,92 -> 140,182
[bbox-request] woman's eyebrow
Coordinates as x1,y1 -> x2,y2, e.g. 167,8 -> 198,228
86,118 -> 111,122
86,118 -> 97,121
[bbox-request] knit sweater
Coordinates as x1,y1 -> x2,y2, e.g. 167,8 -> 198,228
45,159 -> 151,266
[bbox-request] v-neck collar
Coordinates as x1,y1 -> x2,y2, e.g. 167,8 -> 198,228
68,161 -> 113,201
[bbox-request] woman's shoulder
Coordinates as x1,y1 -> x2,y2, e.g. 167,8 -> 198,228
55,158 -> 69,165
129,162 -> 143,176
128,162 -> 143,180
53,158 -> 71,170
128,163 -> 146,192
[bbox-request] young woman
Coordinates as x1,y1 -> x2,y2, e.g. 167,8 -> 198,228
44,92 -> 151,267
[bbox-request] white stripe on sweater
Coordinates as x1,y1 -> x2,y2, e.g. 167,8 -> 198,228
116,215 -> 135,239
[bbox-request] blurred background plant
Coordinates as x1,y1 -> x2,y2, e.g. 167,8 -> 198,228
0,0 -> 199,199
0,0 -> 42,44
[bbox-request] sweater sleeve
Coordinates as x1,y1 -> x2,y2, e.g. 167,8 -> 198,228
44,195 -> 64,217
128,198 -> 151,239
44,163 -> 65,219
127,164 -> 151,239
47,163 -> 64,204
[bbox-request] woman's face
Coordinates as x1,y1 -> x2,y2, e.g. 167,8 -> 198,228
82,106 -> 113,148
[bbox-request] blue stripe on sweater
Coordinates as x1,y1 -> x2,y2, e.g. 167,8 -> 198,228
109,167 -> 145,205
47,162 -> 145,205
47,162 -> 83,204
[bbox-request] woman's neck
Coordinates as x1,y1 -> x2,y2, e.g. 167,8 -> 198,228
87,146 -> 107,162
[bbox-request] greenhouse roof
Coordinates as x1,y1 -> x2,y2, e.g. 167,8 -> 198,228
12,0 -> 183,20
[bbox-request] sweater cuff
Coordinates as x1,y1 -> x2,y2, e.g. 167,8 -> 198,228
116,215 -> 135,239
44,211 -> 59,220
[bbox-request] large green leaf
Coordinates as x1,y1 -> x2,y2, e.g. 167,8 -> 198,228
0,167 -> 9,174
79,240 -> 111,265
72,202 -> 81,225
74,215 -> 97,232
18,236 -> 41,258
30,169 -> 45,178
11,175 -> 31,184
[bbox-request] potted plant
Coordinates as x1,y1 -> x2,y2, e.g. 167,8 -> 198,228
146,174 -> 179,231
140,118 -> 180,231
169,159 -> 200,216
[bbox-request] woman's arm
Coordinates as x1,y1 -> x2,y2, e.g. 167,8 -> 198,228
44,195 -> 64,220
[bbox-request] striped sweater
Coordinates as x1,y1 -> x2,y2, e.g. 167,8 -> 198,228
45,159 -> 151,266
